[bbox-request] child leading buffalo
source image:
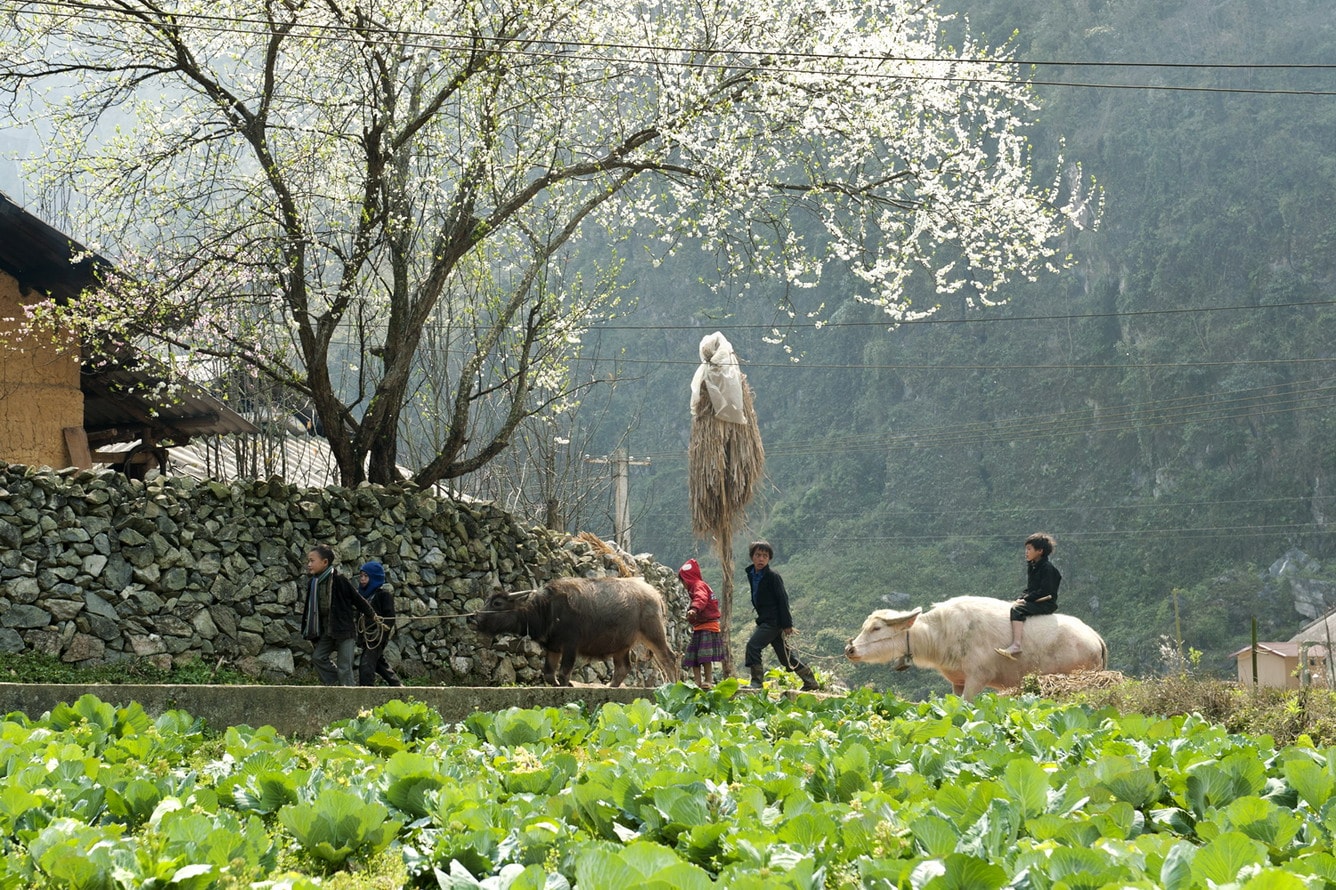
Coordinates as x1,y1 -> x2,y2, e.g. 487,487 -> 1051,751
743,540 -> 821,691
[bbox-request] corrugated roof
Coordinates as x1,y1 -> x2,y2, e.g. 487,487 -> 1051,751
168,433 -> 476,499
81,347 -> 259,446
1228,641 -> 1329,659
1291,610 -> 1336,646
1,192 -> 258,446
169,433 -> 342,487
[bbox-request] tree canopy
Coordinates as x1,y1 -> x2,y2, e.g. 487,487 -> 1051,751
1,0 -> 1089,486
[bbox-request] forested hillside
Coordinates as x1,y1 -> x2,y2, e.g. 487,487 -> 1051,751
572,0 -> 1336,694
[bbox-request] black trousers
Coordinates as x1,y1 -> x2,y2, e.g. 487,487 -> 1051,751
358,642 -> 402,687
744,623 -> 807,672
1009,598 -> 1057,622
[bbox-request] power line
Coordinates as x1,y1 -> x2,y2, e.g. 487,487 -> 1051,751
730,524 -> 1330,545
623,515 -> 1329,550
638,495 -> 1322,521
591,356 -> 1336,371
13,0 -> 1335,71
32,0 -> 1336,73
588,298 -> 1336,331
12,0 -> 1336,97
959,76 -> 1336,98
630,374 -> 1336,459
768,393 -> 1336,457
181,295 -> 1336,340
18,0 -> 1336,76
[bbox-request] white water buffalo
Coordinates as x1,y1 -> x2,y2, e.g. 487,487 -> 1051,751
845,595 -> 1107,700
469,576 -> 680,687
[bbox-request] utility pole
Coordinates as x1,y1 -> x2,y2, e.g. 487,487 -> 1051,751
585,447 -> 650,550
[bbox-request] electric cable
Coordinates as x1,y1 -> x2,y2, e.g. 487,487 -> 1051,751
585,356 -> 1336,372
636,494 -> 1325,522
587,298 -> 1336,331
628,375 -> 1336,460
7,0 -> 1336,96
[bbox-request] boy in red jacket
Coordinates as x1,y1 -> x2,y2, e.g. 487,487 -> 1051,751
678,558 -> 724,688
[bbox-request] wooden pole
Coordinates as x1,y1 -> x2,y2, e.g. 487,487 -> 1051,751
611,448 -> 630,551
584,449 -> 649,552
1251,617 -> 1259,692
718,532 -> 735,678
1172,588 -> 1184,672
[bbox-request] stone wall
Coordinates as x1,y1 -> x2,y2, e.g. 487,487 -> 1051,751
0,462 -> 689,685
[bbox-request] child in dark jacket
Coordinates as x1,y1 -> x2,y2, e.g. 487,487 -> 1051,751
997,533 -> 1062,659
357,560 -> 403,687
301,544 -> 380,686
678,558 -> 724,688
743,541 -> 821,691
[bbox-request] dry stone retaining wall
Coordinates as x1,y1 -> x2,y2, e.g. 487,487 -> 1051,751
0,461 -> 689,685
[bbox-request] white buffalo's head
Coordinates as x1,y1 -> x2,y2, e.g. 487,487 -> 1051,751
845,607 -> 922,669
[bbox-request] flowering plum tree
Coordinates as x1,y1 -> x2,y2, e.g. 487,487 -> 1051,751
0,0 -> 1091,487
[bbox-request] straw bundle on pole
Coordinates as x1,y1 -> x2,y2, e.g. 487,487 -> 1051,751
688,333 -> 765,678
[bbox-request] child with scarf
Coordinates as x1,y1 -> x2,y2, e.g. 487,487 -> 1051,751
300,544 -> 380,686
357,560 -> 403,687
678,557 -> 724,688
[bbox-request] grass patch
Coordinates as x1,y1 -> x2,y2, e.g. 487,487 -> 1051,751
1051,674 -> 1336,747
0,652 -> 256,685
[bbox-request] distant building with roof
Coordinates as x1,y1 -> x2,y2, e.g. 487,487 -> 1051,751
1228,606 -> 1336,690
0,193 -> 257,473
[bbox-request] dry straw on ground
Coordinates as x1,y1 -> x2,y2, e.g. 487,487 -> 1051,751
1016,669 -> 1129,697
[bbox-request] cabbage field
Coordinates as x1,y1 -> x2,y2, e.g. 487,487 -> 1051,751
2,683 -> 1336,888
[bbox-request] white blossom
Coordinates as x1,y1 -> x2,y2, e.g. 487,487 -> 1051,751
0,0 -> 1093,484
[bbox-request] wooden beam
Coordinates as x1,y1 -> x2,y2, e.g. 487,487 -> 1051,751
62,427 -> 92,469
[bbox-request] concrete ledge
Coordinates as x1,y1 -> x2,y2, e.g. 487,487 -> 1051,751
0,683 -> 660,737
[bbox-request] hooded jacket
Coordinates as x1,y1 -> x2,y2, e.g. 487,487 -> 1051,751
359,560 -> 386,596
357,561 -> 396,648
678,558 -> 721,632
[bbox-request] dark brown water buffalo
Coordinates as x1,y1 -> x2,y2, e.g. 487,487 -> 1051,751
468,576 -> 680,687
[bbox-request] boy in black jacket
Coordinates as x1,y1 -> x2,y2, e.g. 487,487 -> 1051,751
997,533 -> 1062,659
743,541 -> 820,691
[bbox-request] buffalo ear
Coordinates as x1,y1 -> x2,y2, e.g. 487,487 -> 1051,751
883,606 -> 922,629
